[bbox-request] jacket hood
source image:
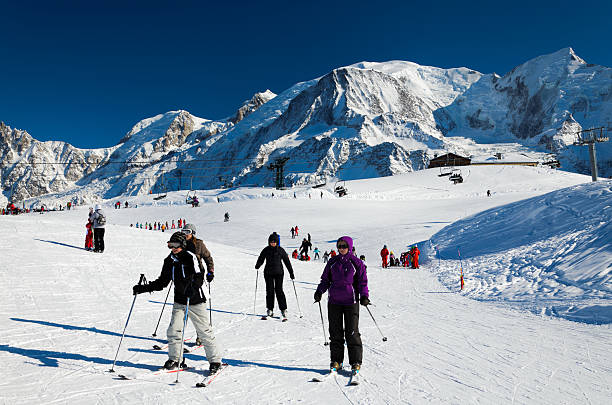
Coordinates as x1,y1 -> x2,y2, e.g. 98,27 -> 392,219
337,236 -> 353,254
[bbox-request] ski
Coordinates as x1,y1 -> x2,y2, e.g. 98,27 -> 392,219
195,363 -> 229,388
310,369 -> 337,382
282,317 -> 288,322
261,316 -> 268,320
153,337 -> 193,351
117,366 -> 190,381
348,370 -> 360,385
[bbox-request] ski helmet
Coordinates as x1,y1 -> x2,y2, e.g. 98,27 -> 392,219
95,204 -> 101,210
268,232 -> 279,244
182,223 -> 196,235
167,232 -> 187,249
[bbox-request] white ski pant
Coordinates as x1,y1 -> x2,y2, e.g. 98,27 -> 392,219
167,302 -> 222,364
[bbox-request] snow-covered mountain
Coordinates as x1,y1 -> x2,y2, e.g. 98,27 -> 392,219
1,48 -> 611,206
436,47 -> 612,172
0,122 -> 115,203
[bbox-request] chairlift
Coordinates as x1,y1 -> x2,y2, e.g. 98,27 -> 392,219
334,180 -> 348,197
438,167 -> 453,177
449,169 -> 463,184
312,174 -> 327,189
153,173 -> 168,200
186,190 -> 198,205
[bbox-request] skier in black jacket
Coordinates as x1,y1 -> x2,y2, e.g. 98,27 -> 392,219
299,238 -> 312,258
255,232 -> 295,318
133,232 -> 222,373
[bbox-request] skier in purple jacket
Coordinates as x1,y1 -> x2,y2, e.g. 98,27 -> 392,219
314,236 -> 369,373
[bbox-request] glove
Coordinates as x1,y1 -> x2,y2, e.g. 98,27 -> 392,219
314,291 -> 322,302
289,272 -> 295,280
360,296 -> 370,306
206,272 -> 214,283
133,284 -> 148,295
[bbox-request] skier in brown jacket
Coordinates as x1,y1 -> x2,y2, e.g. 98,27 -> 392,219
182,223 -> 215,345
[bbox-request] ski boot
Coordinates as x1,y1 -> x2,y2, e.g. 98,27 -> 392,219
161,359 -> 187,370
209,362 -> 222,374
330,361 -> 342,372
266,309 -> 274,317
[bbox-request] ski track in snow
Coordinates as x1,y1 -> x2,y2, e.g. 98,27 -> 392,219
1,167 -> 611,404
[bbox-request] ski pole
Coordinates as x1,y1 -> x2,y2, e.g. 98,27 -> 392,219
175,296 -> 190,383
318,301 -> 329,346
152,280 -> 173,337
109,274 -> 146,372
253,269 -> 259,315
291,279 -> 303,318
208,282 -> 212,327
365,306 -> 387,342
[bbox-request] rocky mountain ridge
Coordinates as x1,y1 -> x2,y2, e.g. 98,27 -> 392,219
1,48 -> 610,206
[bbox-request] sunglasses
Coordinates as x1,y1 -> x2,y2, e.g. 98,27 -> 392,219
337,243 -> 349,249
167,242 -> 182,249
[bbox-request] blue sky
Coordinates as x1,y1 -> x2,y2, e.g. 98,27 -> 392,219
1,0 -> 611,148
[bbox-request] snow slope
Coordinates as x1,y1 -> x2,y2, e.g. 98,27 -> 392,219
431,181 -> 612,324
1,166 -> 610,404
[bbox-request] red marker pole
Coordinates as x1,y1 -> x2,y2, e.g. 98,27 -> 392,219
458,248 -> 464,290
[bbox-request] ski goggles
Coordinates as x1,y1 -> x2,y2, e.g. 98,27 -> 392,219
167,242 -> 182,249
182,229 -> 193,235
337,242 -> 349,250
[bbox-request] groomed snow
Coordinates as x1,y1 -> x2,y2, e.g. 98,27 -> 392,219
1,166 -> 610,404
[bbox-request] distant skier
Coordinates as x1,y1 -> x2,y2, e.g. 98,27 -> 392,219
255,232 -> 295,319
380,245 -> 389,268
323,251 -> 329,263
299,238 -> 312,257
314,236 -> 369,374
224,212 -> 230,222
412,245 -> 420,269
85,221 -> 93,251
294,225 -> 299,236
487,189 -> 491,197
92,204 -> 106,253
132,232 -> 223,373
290,227 -> 295,239
313,247 -> 320,260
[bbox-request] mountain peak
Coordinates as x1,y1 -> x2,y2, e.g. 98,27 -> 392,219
229,90 -> 277,124
555,47 -> 586,64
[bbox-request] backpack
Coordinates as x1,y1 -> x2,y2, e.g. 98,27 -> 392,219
97,212 -> 106,225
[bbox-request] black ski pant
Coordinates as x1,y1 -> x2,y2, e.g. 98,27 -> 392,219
93,228 -> 105,252
264,274 -> 287,311
328,303 -> 362,366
